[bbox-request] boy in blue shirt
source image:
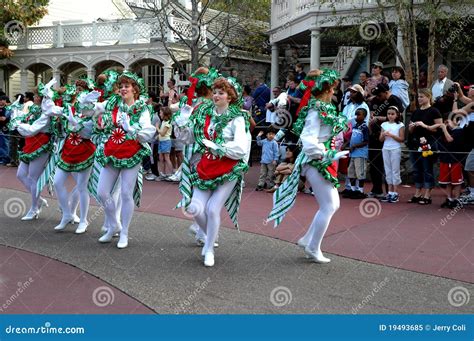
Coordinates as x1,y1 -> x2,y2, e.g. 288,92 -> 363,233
348,108 -> 369,198
256,126 -> 279,191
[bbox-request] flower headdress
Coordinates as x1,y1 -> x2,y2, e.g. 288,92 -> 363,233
186,67 -> 220,105
120,71 -> 147,96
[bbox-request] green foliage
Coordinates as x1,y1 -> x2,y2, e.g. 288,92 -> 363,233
203,0 -> 271,22
0,0 -> 49,26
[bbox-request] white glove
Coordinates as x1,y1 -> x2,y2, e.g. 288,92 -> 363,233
121,113 -> 135,135
174,105 -> 193,127
331,150 -> 349,161
44,107 -> 64,117
202,139 -> 225,157
16,123 -> 28,136
42,78 -> 57,99
77,90 -> 101,105
67,106 -> 78,127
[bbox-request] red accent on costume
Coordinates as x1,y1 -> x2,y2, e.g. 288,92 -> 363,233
295,80 -> 315,117
196,115 -> 238,180
95,87 -> 105,102
23,133 -> 50,154
187,77 -> 199,106
103,106 -> 142,159
61,138 -> 96,164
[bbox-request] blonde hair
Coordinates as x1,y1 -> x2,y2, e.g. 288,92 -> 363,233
418,88 -> 433,104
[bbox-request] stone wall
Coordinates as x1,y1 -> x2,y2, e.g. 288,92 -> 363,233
211,57 -> 271,88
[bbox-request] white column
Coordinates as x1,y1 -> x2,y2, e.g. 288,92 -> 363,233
396,26 -> 404,66
20,69 -> 28,94
310,27 -> 321,70
163,65 -> 173,91
52,69 -> 61,89
87,68 -> 96,80
271,43 -> 279,98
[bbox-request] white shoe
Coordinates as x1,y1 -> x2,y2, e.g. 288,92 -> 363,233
98,227 -> 119,243
117,235 -> 128,249
54,216 -> 75,231
165,174 -> 180,182
75,222 -> 88,234
21,210 -> 39,221
204,251 -> 215,267
100,225 -> 108,234
304,247 -> 331,263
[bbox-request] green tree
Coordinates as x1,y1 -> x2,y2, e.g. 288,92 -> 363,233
320,0 -> 473,107
0,0 -> 49,58
134,0 -> 270,75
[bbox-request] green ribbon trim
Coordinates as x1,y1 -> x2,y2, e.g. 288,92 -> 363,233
18,142 -> 52,163
95,145 -> 150,169
191,161 -> 249,191
57,153 -> 95,172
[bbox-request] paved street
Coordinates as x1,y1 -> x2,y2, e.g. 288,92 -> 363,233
0,164 -> 472,314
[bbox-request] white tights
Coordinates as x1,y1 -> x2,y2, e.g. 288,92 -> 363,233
97,164 -> 140,239
190,180 -> 236,254
16,153 -> 49,213
53,168 -> 92,224
299,166 -> 340,255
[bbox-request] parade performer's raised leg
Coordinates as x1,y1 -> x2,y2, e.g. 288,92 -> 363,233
74,168 -> 93,233
97,165 -> 120,241
17,153 -> 49,220
301,167 -> 340,263
53,168 -> 75,230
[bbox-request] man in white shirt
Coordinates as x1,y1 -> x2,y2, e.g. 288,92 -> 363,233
22,92 -> 34,113
431,64 -> 454,99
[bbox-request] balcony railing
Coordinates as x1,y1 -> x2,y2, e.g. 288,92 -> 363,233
7,17 -> 206,50
271,0 -> 377,30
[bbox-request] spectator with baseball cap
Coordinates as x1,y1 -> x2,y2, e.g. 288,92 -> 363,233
367,61 -> 389,100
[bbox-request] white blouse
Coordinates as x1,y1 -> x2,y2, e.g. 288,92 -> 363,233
177,109 -> 251,162
17,113 -> 51,137
300,108 -> 333,160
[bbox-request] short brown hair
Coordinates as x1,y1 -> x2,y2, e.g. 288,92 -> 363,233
118,76 -> 140,100
75,79 -> 88,90
160,106 -> 172,120
212,78 -> 238,104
